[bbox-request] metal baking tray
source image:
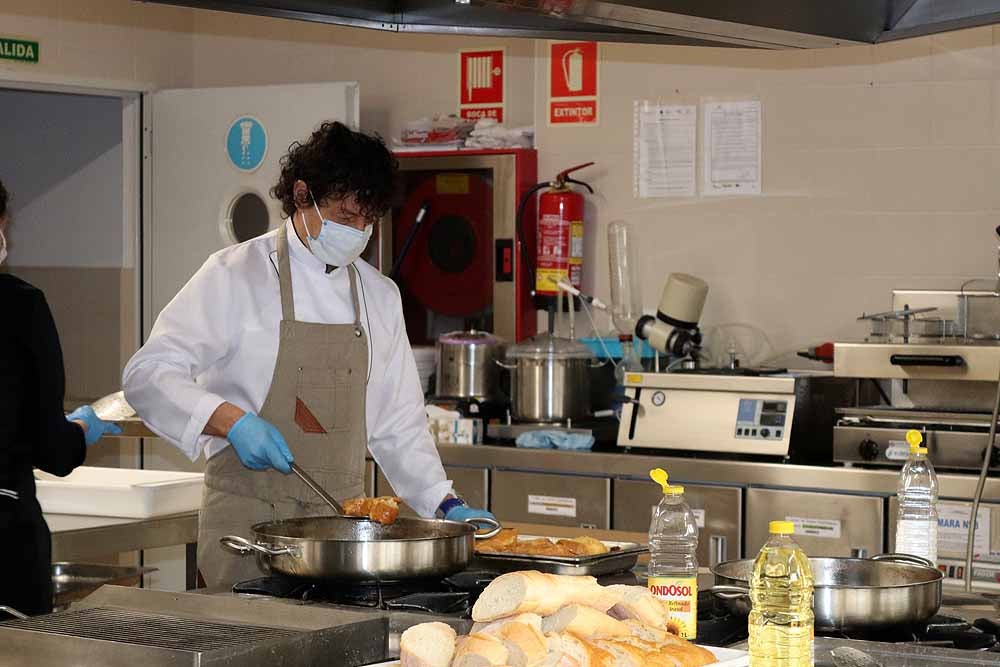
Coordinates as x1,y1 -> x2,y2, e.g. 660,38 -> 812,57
471,536 -> 648,576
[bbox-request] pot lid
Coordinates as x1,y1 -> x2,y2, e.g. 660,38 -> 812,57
438,330 -> 501,345
506,333 -> 595,360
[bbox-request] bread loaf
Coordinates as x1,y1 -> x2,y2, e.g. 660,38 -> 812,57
497,622 -> 549,667
472,572 -> 618,621
398,621 -> 456,667
541,605 -> 629,639
472,613 -> 544,636
549,633 -> 615,667
605,586 -> 667,628
453,632 -> 510,667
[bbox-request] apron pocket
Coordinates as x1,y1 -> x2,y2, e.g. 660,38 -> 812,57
295,384 -> 336,433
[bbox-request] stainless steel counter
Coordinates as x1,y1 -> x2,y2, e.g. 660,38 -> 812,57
435,444 -> 1000,501
47,511 -> 199,588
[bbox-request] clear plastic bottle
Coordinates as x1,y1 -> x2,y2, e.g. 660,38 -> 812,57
646,468 -> 699,640
894,430 -> 938,565
608,220 -> 644,337
748,521 -> 814,667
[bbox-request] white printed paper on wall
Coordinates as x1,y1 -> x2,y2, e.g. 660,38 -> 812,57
528,494 -> 577,518
937,501 -> 990,557
786,516 -> 842,539
633,102 -> 696,198
702,99 -> 761,196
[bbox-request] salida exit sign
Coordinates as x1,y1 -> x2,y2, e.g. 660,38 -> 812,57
0,37 -> 39,64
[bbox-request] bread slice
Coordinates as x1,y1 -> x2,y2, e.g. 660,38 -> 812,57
472,613 -> 544,636
497,622 -> 549,667
621,619 -> 685,646
453,632 -> 510,667
589,638 -> 647,667
605,585 -> 667,628
541,605 -> 629,639
472,572 -> 616,621
549,633 -> 614,667
398,622 -> 456,667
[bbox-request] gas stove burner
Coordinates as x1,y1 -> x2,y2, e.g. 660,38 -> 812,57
232,569 -> 501,617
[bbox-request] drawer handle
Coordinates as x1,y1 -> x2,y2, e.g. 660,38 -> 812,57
710,535 -> 727,568
889,354 -> 964,367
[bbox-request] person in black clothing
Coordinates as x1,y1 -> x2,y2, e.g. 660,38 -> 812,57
0,179 -> 120,616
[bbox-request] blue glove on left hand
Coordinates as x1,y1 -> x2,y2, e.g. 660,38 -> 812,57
66,405 -> 123,446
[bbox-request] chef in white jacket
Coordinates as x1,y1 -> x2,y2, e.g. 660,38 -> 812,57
123,121 -> 495,587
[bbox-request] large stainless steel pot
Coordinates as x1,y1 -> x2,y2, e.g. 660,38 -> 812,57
710,554 -> 942,632
436,330 -> 502,400
501,333 -> 599,422
221,515 -> 500,581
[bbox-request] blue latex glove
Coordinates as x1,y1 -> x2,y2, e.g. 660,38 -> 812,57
227,413 -> 294,473
444,502 -> 497,529
515,430 -> 594,451
66,405 -> 123,446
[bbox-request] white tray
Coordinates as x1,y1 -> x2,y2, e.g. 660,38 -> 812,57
367,644 -> 748,666
36,466 -> 204,519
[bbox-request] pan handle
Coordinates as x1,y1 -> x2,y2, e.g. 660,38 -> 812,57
870,552 -> 934,568
466,516 -> 503,540
219,535 -> 300,558
708,585 -> 750,600
0,606 -> 28,620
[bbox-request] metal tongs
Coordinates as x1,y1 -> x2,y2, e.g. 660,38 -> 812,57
290,462 -> 372,522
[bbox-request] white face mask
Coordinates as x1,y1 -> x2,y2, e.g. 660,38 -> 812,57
0,228 -> 7,266
302,197 -> 372,267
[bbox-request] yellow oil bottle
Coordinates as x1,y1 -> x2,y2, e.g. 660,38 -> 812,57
748,520 -> 814,666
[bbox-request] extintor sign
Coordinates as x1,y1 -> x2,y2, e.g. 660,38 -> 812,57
548,41 -> 598,126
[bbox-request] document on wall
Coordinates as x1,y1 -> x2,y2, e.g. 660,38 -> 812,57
702,99 -> 761,196
937,501 -> 990,557
633,102 -> 696,198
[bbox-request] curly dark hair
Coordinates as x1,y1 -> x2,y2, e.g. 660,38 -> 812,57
271,121 -> 397,221
0,179 -> 7,218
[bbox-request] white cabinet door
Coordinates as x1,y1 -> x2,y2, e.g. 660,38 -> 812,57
144,82 -> 360,331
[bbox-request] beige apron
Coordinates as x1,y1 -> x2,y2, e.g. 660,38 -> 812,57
197,226 -> 368,588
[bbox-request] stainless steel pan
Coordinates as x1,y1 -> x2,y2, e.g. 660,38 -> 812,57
221,515 -> 501,581
710,553 -> 942,632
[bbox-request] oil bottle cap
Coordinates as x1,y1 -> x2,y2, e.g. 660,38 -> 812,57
769,520 -> 795,535
649,468 -> 684,495
906,430 -> 927,455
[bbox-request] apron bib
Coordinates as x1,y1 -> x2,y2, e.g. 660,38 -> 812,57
197,226 -> 368,587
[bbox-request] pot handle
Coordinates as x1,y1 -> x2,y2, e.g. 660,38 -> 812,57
0,606 -> 28,620
708,585 -> 751,600
466,516 -> 503,540
870,552 -> 934,568
495,359 -> 517,370
219,535 -> 300,558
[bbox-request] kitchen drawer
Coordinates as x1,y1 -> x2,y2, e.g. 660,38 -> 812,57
613,479 -> 741,567
746,488 -> 883,558
376,465 -> 488,517
364,460 -> 375,497
888,497 -> 1000,559
491,470 -> 610,529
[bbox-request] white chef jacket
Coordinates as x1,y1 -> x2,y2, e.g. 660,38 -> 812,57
122,220 -> 453,517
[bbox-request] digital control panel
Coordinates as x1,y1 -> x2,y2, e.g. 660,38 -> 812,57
735,399 -> 788,440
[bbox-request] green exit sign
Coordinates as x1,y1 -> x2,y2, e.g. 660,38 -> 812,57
0,37 -> 39,64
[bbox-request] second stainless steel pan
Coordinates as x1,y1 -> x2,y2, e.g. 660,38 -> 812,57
221,515 -> 501,581
710,554 -> 942,632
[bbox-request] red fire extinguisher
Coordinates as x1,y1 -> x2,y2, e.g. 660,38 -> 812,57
516,162 -> 595,308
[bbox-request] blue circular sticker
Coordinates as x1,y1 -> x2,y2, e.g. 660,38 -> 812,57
225,116 -> 267,172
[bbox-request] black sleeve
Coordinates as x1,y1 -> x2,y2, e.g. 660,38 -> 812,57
25,290 -> 86,476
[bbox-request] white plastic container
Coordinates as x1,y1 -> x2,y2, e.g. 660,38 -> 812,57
35,466 -> 204,519
894,430 -> 939,565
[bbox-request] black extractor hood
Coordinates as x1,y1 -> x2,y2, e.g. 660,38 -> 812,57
140,0 -> 1000,48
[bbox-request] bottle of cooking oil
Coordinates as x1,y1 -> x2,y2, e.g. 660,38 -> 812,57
894,430 -> 938,565
646,468 -> 699,640
748,521 -> 814,667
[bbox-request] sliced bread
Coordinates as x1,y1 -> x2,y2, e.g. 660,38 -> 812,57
398,621 -> 456,667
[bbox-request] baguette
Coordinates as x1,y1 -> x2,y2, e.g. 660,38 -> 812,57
497,622 -> 549,667
453,633 -> 510,667
605,586 -> 667,628
472,613 -> 544,636
472,572 -> 617,621
398,622 -> 456,667
612,635 -> 715,667
541,605 -> 629,639
549,633 -> 614,667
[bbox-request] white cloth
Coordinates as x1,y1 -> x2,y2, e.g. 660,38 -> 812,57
122,221 -> 453,517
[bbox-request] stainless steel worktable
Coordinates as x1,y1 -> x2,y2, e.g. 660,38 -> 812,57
435,443 -> 1000,501
46,511 -> 199,588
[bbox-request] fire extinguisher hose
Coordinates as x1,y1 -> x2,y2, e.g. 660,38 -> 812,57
515,181 -> 551,295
